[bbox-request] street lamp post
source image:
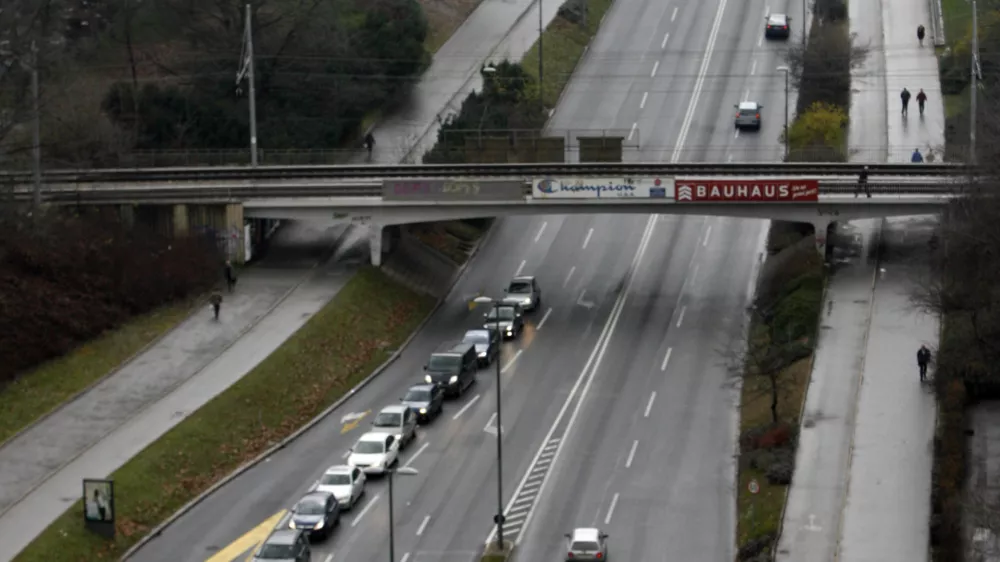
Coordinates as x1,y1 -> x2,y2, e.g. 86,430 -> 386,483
473,295 -> 506,551
387,466 -> 418,562
777,66 -> 790,161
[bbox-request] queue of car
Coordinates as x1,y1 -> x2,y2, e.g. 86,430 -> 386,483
249,277 -> 541,561
734,14 -> 792,132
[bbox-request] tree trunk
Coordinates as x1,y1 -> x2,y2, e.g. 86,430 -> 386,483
770,373 -> 780,424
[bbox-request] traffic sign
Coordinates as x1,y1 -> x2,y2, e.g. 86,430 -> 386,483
748,479 -> 760,494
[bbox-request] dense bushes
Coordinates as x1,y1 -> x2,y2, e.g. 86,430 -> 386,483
0,209 -> 218,385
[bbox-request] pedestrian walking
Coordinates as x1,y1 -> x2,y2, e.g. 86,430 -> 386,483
364,132 -> 375,160
901,88 -> 911,115
856,165 -> 871,198
912,148 -> 924,163
916,88 -> 927,116
917,24 -> 925,46
224,260 -> 237,293
210,291 -> 223,321
917,344 -> 932,381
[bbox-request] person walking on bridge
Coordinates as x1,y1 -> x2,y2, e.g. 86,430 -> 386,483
855,165 -> 871,198
917,24 -> 926,46
901,88 -> 912,116
917,344 -> 932,382
916,89 -> 928,116
210,291 -> 223,321
912,148 -> 924,163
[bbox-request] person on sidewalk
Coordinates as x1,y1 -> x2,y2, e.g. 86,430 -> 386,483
364,132 -> 375,160
901,88 -> 912,116
916,89 -> 928,116
210,291 -> 223,321
912,148 -> 924,163
224,260 -> 237,293
917,344 -> 932,381
855,165 -> 871,198
917,24 -> 925,46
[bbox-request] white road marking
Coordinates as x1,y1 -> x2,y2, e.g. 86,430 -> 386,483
661,347 -> 673,371
577,289 -> 595,309
743,88 -> 750,102
757,35 -> 763,47
661,32 -> 670,49
644,392 -> 657,417
403,442 -> 429,468
640,91 -> 648,109
324,554 -> 334,562
501,349 -> 523,373
452,394 -> 481,420
563,266 -> 576,287
703,225 -> 712,246
508,502 -> 532,513
604,493 -> 620,524
400,553 -> 410,562
626,440 -> 639,468
351,493 -> 381,527
628,122 -> 637,140
583,227 -> 594,249
514,259 -> 526,276
750,59 -> 757,75
513,496 -> 535,506
416,515 -> 431,536
537,307 -> 554,329
765,5 -> 770,16
734,128 -> 740,139
728,153 -> 734,162
676,306 -> 686,328
671,6 -> 678,20
342,450 -> 351,459
484,412 -> 504,436
650,61 -> 659,77
534,221 -> 547,243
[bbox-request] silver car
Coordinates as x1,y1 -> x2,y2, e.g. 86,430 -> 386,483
504,276 -> 542,312
564,527 -> 609,561
371,404 -> 418,448
735,101 -> 762,130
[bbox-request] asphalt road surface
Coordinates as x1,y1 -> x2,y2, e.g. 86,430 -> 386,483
128,0 -> 794,558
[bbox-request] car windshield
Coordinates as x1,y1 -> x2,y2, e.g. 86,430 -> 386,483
428,355 -> 460,370
257,543 -> 296,559
463,332 -> 489,344
508,281 -> 531,293
740,108 -> 756,115
572,541 -> 600,551
769,16 -> 785,24
373,412 -> 402,427
486,307 -> 516,321
295,499 -> 326,515
320,473 -> 350,486
354,440 -> 385,454
404,388 -> 431,402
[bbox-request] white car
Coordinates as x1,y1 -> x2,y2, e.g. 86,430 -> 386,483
347,432 -> 400,475
313,465 -> 366,509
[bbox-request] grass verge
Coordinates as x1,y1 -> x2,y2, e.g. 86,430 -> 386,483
520,0 -> 614,109
408,219 -> 494,264
14,267 -> 435,562
0,295 -> 204,446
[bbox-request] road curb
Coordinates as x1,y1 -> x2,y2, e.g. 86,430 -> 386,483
120,222 -> 496,560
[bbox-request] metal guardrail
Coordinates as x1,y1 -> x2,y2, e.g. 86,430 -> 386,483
0,162 -> 969,184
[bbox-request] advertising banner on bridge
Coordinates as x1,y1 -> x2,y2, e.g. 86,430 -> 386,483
382,179 -> 524,201
674,179 -> 819,202
531,177 -> 674,199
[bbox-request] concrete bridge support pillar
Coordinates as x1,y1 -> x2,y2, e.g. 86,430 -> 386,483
812,218 -> 832,257
225,203 -> 246,264
119,204 -> 135,229
172,204 -> 189,236
369,223 -> 385,267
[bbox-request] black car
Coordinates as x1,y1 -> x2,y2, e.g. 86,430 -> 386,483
483,303 -> 524,340
400,383 -> 445,423
764,13 -> 791,38
462,328 -> 499,367
288,491 -> 341,540
423,343 -> 478,398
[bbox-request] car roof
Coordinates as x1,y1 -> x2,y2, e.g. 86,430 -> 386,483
571,527 -> 601,541
464,329 -> 491,337
738,101 -> 759,110
768,13 -> 787,21
324,464 -> 353,474
407,383 -> 436,392
298,491 -> 331,504
511,276 -> 535,283
379,404 -> 408,415
264,529 -> 299,545
359,431 -> 392,442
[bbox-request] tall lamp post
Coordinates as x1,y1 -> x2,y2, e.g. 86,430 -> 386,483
777,66 -> 790,161
387,466 -> 418,562
473,295 -> 507,551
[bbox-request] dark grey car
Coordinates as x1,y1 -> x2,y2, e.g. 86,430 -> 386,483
252,529 -> 311,562
483,303 -> 524,340
288,492 -> 340,540
462,328 -> 499,366
401,383 -> 445,423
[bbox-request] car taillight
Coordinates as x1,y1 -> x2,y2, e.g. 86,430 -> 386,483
567,553 -> 574,558
596,554 -> 603,559
756,113 -> 760,119
736,112 -> 740,118
782,25 -> 787,29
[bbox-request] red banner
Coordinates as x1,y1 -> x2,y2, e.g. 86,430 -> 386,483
674,180 -> 820,202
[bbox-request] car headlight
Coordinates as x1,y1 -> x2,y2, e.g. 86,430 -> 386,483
289,520 -> 297,529
419,408 -> 427,414
478,351 -> 486,357
425,375 -> 432,383
449,375 -> 458,384
313,519 -> 324,530
506,327 -> 513,334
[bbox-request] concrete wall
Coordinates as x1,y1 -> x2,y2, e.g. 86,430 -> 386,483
113,203 -> 250,264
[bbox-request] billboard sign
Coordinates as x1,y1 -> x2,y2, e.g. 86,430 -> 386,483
83,478 -> 115,539
382,179 -> 524,201
532,177 -> 674,199
674,180 -> 820,202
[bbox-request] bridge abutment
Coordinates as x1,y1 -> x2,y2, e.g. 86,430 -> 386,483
812,218 -> 832,257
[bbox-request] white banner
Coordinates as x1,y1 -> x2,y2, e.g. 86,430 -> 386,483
532,177 -> 675,199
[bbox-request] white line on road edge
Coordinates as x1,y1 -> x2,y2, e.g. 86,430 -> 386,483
671,6 -> 678,20
750,59 -> 757,75
564,266 -> 576,288
452,394 -> 481,420
400,553 -> 410,562
703,225 -> 712,246
583,227 -> 594,249
742,88 -> 750,102
351,493 -> 381,527
324,554 -> 334,562
661,347 -> 673,371
485,215 -> 661,547
534,222 -> 547,243
650,61 -> 659,77
514,259 -> 526,276
676,306 -> 686,328
628,122 -> 637,140
661,32 -> 670,49
537,308 -> 554,330
342,450 -> 351,458
416,515 -> 431,536
403,442 -> 429,468
604,493 -> 620,524
757,35 -> 763,47
671,0 -> 728,161
644,392 -> 657,417
734,128 -> 740,139
640,92 -> 648,109
501,349 -> 523,373
625,440 -> 639,468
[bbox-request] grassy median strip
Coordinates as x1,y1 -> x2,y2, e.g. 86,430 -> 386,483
521,0 -> 615,109
15,267 -> 435,561
0,296 -> 204,446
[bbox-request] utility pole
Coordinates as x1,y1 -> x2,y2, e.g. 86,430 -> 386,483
538,0 -> 544,108
970,0 -> 980,164
30,40 -> 41,210
236,3 -> 259,167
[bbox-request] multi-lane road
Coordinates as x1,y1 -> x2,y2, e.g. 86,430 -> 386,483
129,0 -> 800,558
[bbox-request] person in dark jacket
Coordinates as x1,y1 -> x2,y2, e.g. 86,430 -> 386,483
916,89 -> 928,116
210,292 -> 223,321
917,24 -> 925,45
856,165 -> 871,198
917,345 -> 932,381
224,260 -> 236,293
901,88 -> 912,115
